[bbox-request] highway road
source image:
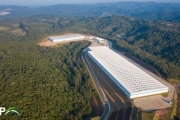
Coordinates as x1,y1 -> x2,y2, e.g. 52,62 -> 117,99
82,50 -> 110,120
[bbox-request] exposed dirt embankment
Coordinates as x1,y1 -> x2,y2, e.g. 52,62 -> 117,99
90,96 -> 104,117
38,38 -> 57,47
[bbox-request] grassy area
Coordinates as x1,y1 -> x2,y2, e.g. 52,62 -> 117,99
12,24 -> 19,28
141,107 -> 174,120
161,92 -> 169,97
91,116 -> 100,120
170,98 -> 177,120
141,112 -> 155,120
0,26 -> 9,31
11,28 -> 26,36
168,79 -> 180,84
153,115 -> 159,120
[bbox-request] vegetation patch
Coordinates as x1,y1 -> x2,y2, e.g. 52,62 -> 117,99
11,28 -> 26,36
141,112 -> 155,120
12,24 -> 19,28
161,92 -> 169,97
91,116 -> 100,120
0,26 -> 9,31
168,79 -> 180,84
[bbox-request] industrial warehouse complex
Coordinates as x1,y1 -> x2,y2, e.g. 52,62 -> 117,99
48,34 -> 85,42
87,46 -> 169,98
46,33 -> 171,99
44,33 -> 173,112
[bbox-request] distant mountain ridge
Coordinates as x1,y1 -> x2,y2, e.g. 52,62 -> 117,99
0,2 -> 180,21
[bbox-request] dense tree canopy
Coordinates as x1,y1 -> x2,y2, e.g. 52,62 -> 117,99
0,18 -> 97,119
0,14 -> 180,119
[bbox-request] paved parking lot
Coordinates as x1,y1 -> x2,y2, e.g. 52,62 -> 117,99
134,95 -> 171,111
133,72 -> 174,111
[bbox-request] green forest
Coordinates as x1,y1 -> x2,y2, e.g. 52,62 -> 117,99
0,14 -> 180,119
0,18 -> 97,119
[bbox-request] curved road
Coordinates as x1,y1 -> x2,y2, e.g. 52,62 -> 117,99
101,102 -> 110,120
82,50 -> 111,120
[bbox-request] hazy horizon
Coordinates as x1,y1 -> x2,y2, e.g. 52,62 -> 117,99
0,0 -> 180,6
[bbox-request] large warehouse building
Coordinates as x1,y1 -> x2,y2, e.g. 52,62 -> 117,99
87,46 -> 169,98
48,34 -> 85,42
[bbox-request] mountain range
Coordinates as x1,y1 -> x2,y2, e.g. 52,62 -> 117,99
0,2 -> 180,21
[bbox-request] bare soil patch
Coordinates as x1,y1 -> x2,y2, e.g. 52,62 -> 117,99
0,26 -> 9,31
38,39 -> 57,47
11,28 -> 26,36
103,26 -> 112,32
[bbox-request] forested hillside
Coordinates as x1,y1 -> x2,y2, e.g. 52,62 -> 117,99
0,18 -> 97,119
1,2 -> 180,21
0,14 -> 180,118
1,15 -> 180,79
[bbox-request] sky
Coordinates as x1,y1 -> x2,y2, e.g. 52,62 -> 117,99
0,0 -> 180,6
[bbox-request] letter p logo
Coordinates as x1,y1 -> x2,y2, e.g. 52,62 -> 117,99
0,107 -> 6,115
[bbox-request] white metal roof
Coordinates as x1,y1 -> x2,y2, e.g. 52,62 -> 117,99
87,46 -> 168,98
49,34 -> 85,40
94,37 -> 105,41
